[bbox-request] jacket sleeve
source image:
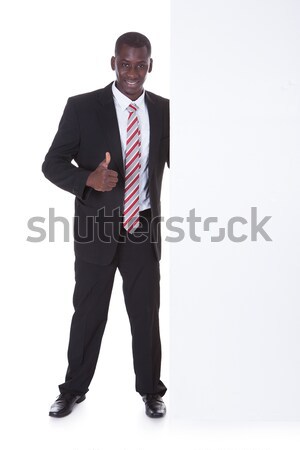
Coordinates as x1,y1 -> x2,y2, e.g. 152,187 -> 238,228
42,97 -> 91,200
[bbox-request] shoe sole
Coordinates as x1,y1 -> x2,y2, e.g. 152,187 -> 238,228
49,394 -> 86,418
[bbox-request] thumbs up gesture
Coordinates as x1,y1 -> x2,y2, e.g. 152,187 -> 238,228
86,152 -> 119,192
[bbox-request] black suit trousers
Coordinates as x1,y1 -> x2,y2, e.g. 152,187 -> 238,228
58,209 -> 167,397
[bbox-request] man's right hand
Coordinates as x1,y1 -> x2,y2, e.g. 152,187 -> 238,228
86,152 -> 118,192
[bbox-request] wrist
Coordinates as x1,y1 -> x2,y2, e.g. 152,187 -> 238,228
86,172 -> 95,188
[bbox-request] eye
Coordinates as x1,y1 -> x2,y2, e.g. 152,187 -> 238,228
138,64 -> 145,69
122,63 -> 130,68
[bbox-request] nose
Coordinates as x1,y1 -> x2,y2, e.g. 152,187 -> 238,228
127,66 -> 138,79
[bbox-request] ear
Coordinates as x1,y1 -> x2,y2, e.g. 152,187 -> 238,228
111,56 -> 116,71
148,58 -> 153,73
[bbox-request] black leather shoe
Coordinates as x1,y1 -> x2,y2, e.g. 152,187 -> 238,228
143,394 -> 166,418
49,392 -> 86,418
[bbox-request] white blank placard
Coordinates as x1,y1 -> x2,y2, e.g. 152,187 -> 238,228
170,0 -> 300,420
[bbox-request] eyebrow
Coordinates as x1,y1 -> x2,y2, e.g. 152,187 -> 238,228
121,59 -> 148,63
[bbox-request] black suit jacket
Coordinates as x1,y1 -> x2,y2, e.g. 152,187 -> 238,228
42,82 -> 169,265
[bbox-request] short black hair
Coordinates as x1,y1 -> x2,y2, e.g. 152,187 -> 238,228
115,32 -> 151,57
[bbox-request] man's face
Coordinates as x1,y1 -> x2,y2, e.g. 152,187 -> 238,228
111,44 -> 153,101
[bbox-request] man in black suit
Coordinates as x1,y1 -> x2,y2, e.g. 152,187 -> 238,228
42,32 -> 169,419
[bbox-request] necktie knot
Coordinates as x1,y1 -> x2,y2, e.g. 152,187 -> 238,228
127,103 -> 138,114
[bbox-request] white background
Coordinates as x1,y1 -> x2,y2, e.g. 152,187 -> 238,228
1,1 -> 170,449
1,0 -> 300,449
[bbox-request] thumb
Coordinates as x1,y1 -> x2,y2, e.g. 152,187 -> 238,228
105,152 -> 111,166
99,152 -> 111,169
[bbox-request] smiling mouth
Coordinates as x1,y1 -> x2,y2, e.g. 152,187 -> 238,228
125,80 -> 140,86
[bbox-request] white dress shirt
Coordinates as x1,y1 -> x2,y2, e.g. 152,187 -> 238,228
112,81 -> 151,211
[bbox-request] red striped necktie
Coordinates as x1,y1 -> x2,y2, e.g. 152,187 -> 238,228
123,103 -> 141,233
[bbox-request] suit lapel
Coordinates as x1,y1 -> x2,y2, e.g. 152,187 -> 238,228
145,91 -> 162,180
96,83 -> 125,178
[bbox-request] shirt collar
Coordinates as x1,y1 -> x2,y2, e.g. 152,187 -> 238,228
112,81 -> 146,111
